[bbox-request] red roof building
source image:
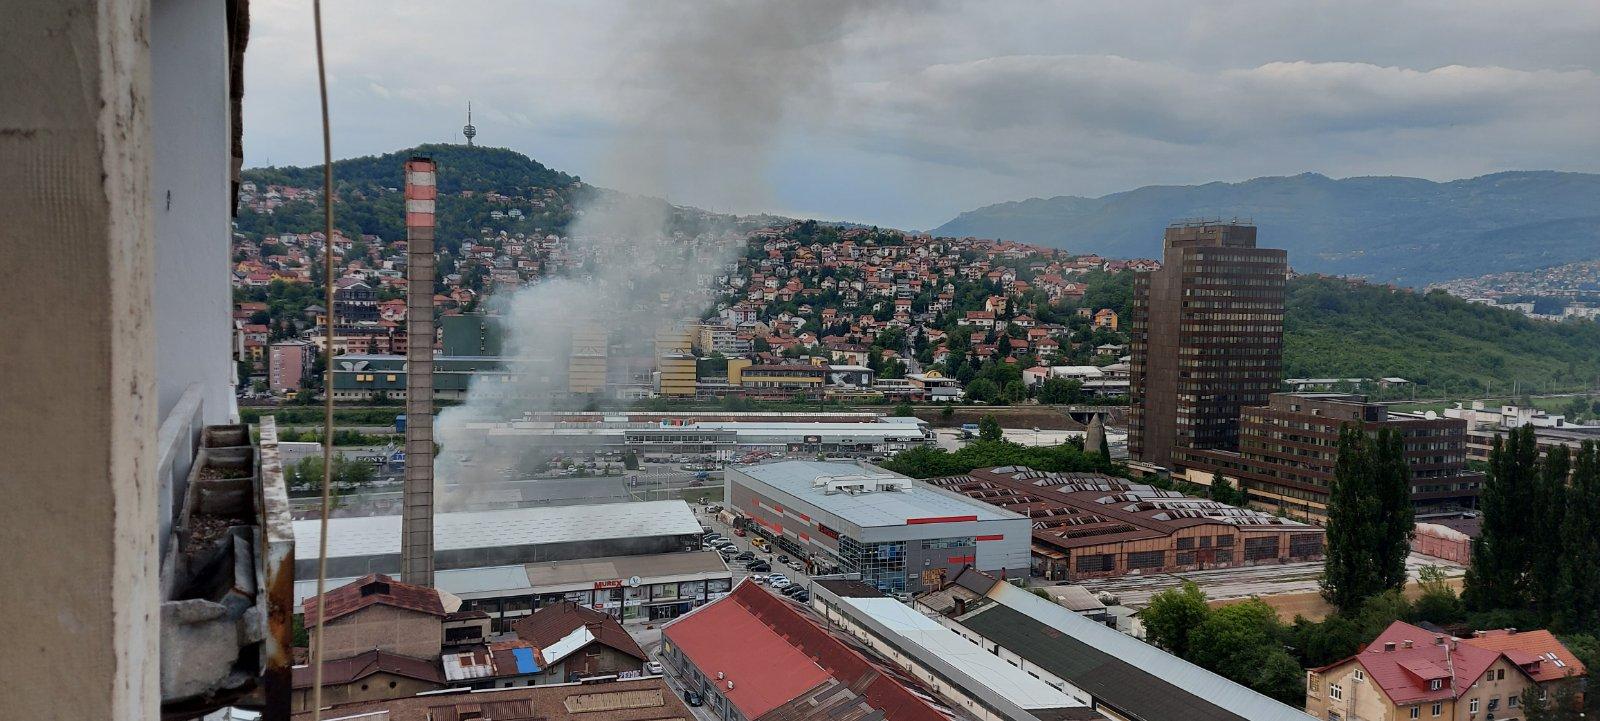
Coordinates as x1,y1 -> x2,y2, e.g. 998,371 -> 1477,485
1307,621 -> 1588,720
302,573 -> 446,628
660,581 -> 954,721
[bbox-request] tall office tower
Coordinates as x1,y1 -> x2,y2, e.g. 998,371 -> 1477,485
1128,221 -> 1286,469
567,324 -> 608,395
655,325 -> 698,398
402,158 -> 437,586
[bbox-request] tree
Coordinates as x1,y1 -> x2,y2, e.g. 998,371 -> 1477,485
1530,445 -> 1570,619
1322,424 -> 1383,611
965,378 -> 999,403
1036,377 -> 1082,405
1520,681 -> 1583,721
1143,581 -> 1209,657
1290,614 -> 1365,668
1554,442 -> 1600,632
892,402 -> 916,418
1464,426 -> 1542,610
1209,477 -> 1248,507
623,450 -> 640,471
1186,599 -> 1304,704
978,415 -> 1003,442
1411,565 -> 1464,625
940,403 -> 955,424
1002,380 -> 1028,404
1372,427 -> 1415,592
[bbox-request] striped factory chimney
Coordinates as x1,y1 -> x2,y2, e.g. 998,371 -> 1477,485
402,157 -> 437,586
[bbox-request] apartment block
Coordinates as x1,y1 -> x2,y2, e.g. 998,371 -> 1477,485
1183,393 -> 1483,522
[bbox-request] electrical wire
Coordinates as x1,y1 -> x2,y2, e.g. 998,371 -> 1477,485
309,0 -> 335,717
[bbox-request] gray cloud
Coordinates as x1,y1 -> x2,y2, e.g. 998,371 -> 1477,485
243,0 -> 1600,228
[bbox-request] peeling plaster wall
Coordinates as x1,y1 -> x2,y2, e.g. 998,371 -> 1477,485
0,0 -> 158,718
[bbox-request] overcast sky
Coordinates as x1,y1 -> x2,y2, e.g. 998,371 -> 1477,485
244,1 -> 1600,229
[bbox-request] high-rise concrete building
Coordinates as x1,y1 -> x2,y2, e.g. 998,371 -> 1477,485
402,158 -> 438,587
1128,221 -> 1286,469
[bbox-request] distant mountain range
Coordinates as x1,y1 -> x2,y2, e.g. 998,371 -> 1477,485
932,172 -> 1600,286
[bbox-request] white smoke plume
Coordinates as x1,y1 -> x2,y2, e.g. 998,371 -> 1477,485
433,1 -> 892,509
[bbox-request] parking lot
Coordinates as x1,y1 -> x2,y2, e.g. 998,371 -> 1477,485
690,502 -> 817,595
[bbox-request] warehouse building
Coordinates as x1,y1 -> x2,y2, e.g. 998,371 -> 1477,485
915,568 -> 1315,721
810,580 -> 1103,721
452,413 -> 934,459
925,466 -> 1323,582
293,501 -> 732,625
726,461 -> 1031,594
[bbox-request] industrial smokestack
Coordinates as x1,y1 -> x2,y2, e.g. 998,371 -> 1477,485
402,157 -> 437,586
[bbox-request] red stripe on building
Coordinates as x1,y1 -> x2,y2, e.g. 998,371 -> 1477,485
905,515 -> 978,525
974,534 -> 1005,542
799,533 -> 810,542
946,555 -> 976,564
798,513 -> 810,522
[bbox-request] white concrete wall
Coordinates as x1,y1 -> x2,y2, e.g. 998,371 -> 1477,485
152,0 -> 236,428
0,0 -> 159,717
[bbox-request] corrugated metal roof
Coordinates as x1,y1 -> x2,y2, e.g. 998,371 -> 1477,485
738,461 -> 1020,528
292,500 -> 700,558
959,581 -> 1312,721
295,552 -> 731,609
839,597 -> 1083,711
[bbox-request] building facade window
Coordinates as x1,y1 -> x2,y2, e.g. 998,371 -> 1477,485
1329,684 -> 1342,700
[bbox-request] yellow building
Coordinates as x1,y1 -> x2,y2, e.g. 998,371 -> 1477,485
568,325 -> 608,394
656,327 -> 697,397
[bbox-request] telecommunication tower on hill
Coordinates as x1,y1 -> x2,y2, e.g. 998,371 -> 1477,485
462,102 -> 477,147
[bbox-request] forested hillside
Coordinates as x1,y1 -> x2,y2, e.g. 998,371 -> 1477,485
236,145 -> 585,250
1282,275 -> 1600,395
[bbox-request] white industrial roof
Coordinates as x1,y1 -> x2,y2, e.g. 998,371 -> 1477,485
737,461 -> 1020,527
840,596 -> 1083,710
291,500 -> 700,559
294,550 -> 731,609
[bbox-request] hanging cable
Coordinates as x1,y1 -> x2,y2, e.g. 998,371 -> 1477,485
309,0 -> 335,717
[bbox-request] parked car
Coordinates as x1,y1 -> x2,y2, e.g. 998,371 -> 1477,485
733,528 -> 746,537
767,573 -> 788,584
746,561 -> 771,572
791,589 -> 809,602
769,578 -> 791,590
734,551 -> 755,561
646,661 -> 663,675
776,555 -> 789,564
684,691 -> 704,707
782,584 -> 805,597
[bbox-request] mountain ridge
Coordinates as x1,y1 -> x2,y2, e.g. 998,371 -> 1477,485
933,171 -> 1600,286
